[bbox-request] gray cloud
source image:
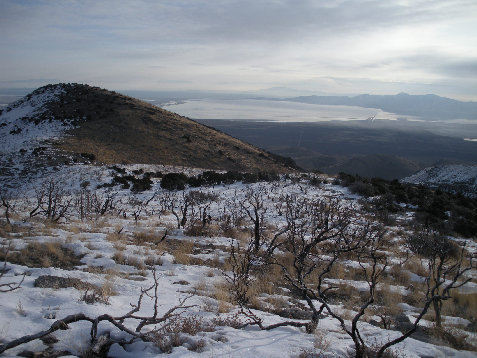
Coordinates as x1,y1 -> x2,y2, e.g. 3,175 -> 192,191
0,0 -> 476,99
391,53 -> 477,79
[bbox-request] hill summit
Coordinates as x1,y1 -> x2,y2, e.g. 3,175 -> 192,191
0,83 -> 295,178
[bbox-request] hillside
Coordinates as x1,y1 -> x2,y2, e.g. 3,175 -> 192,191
0,83 -> 294,179
1,168 -> 476,357
402,164 -> 477,197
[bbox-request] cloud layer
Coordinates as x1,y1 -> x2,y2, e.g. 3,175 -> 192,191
1,0 -> 476,99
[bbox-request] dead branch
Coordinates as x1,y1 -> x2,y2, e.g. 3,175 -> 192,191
0,268 -> 195,355
0,242 -> 25,293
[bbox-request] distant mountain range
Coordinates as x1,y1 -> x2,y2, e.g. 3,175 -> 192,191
3,88 -> 476,121
287,93 -> 477,120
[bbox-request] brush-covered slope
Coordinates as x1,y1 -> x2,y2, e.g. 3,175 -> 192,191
1,83 -> 295,173
402,164 -> 477,197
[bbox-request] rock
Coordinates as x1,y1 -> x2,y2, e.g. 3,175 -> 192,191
34,275 -> 96,291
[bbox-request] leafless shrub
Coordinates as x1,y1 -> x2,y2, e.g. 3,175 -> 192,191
405,228 -> 476,328
240,186 -> 268,252
0,190 -> 15,225
127,193 -> 156,223
75,190 -> 118,220
212,312 -> 246,329
29,180 -> 73,222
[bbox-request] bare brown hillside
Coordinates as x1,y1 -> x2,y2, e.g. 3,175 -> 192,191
38,84 -> 295,172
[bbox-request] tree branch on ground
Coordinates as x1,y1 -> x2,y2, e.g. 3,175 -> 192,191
0,268 -> 195,354
0,241 -> 25,293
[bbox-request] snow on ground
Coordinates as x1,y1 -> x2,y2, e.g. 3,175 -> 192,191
0,168 -> 476,357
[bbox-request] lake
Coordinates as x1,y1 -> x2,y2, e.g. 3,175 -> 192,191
161,98 -> 415,122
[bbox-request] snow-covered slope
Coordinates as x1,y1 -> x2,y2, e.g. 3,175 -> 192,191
1,85 -> 66,151
402,164 -> 477,197
0,84 -> 84,190
1,173 -> 476,357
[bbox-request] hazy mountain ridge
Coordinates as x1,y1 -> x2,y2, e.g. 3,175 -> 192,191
402,164 -> 477,197
288,92 -> 477,120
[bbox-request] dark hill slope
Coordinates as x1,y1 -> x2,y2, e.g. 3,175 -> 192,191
34,83 -> 294,172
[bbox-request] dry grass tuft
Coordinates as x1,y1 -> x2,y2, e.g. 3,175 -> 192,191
144,255 -> 162,267
132,230 -> 167,246
111,252 -> 145,270
387,264 -> 410,287
2,241 -> 83,269
403,257 -> 428,277
212,281 -> 233,313
172,240 -> 194,265
443,291 -> 477,323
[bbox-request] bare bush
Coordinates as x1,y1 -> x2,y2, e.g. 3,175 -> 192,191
75,190 -> 118,220
405,228 -> 475,328
0,190 -> 15,225
29,180 -> 73,222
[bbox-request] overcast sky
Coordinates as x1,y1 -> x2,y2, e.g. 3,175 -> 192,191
1,0 -> 476,100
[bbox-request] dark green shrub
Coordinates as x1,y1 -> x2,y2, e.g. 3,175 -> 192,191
161,173 -> 189,191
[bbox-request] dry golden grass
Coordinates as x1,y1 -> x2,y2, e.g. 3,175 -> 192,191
111,252 -> 145,270
403,257 -> 428,277
111,251 -> 127,265
403,281 -> 426,306
387,264 -> 411,287
219,226 -> 251,243
132,230 -> 167,246
184,221 -> 221,238
68,224 -> 83,234
443,291 -> 477,323
368,284 -> 404,328
106,233 -> 123,245
194,279 -> 207,293
327,283 -> 364,310
85,241 -> 96,251
172,240 -> 194,265
128,256 -> 146,270
89,218 -> 111,231
189,254 -> 223,269
2,241 -> 83,269
113,241 -> 126,252
100,276 -> 118,301
263,295 -> 289,310
211,281 -> 234,313
328,262 -> 348,280
0,224 -> 11,238
144,255 -> 162,267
